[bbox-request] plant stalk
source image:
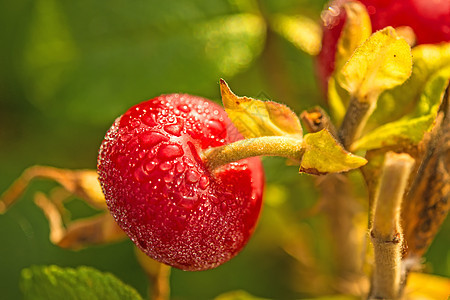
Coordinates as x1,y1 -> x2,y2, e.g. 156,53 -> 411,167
202,136 -> 304,171
369,152 -> 414,300
338,96 -> 375,150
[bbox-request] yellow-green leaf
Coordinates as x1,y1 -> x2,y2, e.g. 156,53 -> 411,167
220,79 -> 303,139
353,70 -> 449,150
335,1 -> 372,73
366,43 -> 450,131
271,14 -> 322,55
337,27 -> 412,102
300,129 -> 367,175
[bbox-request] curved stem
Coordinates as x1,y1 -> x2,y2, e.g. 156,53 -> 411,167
202,136 -> 304,171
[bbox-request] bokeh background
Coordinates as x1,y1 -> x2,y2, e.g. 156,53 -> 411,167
1,0 -> 448,299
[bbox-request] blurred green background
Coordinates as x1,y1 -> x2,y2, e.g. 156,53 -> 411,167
1,0 -> 448,299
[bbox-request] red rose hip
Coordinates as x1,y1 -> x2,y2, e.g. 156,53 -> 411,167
97,94 -> 264,271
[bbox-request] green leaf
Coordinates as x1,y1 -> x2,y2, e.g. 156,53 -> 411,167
20,265 -> 143,300
366,43 -> 450,130
353,65 -> 449,150
334,1 -> 372,73
220,79 -> 303,139
300,129 -> 367,175
270,14 -> 322,55
214,290 -> 269,300
337,27 -> 412,102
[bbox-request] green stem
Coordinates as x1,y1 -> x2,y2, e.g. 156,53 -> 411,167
202,136 -> 304,171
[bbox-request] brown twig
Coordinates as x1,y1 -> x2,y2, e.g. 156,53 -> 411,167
0,166 -> 106,214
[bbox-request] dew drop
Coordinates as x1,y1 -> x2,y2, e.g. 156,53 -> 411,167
164,171 -> 175,183
130,119 -> 141,128
178,195 -> 199,210
177,104 -> 191,113
164,119 -> 184,136
199,175 -> 209,189
185,169 -> 200,183
138,150 -> 146,159
175,161 -> 185,173
160,161 -> 173,171
142,113 -> 157,126
134,165 -> 149,182
144,160 -> 157,173
220,202 -> 228,212
210,193 -> 220,204
158,144 -> 184,160
119,134 -> 132,143
140,131 -> 169,147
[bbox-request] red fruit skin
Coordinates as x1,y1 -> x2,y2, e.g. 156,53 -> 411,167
97,94 -> 264,271
317,0 -> 450,93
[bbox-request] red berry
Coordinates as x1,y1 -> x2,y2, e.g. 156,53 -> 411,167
316,0 -> 450,93
97,94 -> 264,271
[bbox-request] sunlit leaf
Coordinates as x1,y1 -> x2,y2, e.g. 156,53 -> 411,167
220,79 -> 303,139
300,129 -> 367,175
367,43 -> 450,130
21,265 -> 143,300
335,1 -> 371,73
271,14 -> 322,55
337,27 -> 412,102
353,72 -> 449,150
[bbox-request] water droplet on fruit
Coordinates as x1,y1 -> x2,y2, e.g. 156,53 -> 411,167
178,195 -> 199,210
142,112 -> 157,126
185,170 -> 200,183
134,165 -> 148,182
140,131 -> 168,147
177,104 -> 190,113
144,160 -> 157,173
158,144 -> 183,160
119,134 -> 132,143
199,175 -> 209,189
210,193 -> 220,204
164,119 -> 184,136
164,171 -> 175,183
160,161 -> 173,171
130,119 -> 141,128
206,119 -> 225,136
175,161 -> 185,173
138,150 -> 147,159
220,202 -> 228,212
